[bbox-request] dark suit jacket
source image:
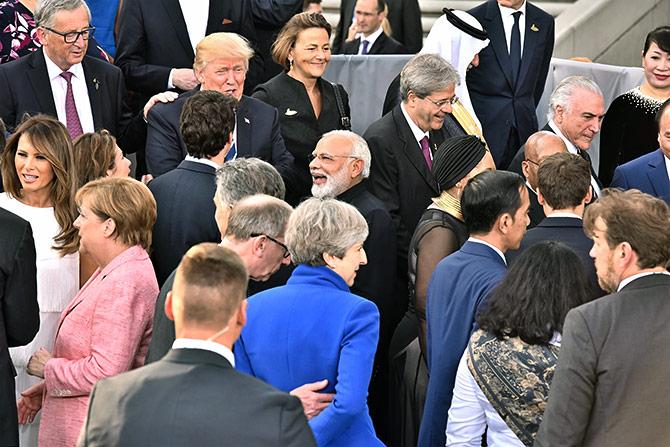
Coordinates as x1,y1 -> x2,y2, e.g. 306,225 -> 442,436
0,49 -> 145,153
363,105 -> 455,270
342,31 -> 409,55
419,241 -> 507,447
145,90 -> 294,178
466,0 -> 554,166
0,208 -> 38,446
148,160 -> 220,286
507,216 -> 604,297
535,274 -> 670,447
526,185 -> 545,229
79,348 -> 316,446
333,0 -> 423,54
611,149 -> 670,205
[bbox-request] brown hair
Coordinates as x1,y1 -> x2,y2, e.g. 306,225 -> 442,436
72,130 -> 117,189
173,243 -> 248,328
537,153 -> 591,209
272,12 -> 331,71
1,115 -> 78,255
583,188 -> 670,269
75,177 -> 157,250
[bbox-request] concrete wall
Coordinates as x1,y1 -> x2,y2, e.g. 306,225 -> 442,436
554,0 -> 670,67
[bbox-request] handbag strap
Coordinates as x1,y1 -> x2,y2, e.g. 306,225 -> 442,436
330,82 -> 351,130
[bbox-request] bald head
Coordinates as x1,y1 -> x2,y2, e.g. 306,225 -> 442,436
522,131 -> 567,189
224,194 -> 292,241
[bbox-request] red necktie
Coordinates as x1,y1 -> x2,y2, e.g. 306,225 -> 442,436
60,71 -> 83,140
420,136 -> 432,170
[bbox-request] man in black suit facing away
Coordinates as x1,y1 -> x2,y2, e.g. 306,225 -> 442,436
466,0 -> 554,168
149,90 -> 235,286
0,208 -> 39,447
78,243 -> 316,446
342,0 -> 408,55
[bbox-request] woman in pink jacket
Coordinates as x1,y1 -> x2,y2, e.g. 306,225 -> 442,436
17,177 -> 159,447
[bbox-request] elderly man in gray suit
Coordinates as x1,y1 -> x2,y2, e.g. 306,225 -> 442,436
535,188 -> 670,447
77,243 -> 316,446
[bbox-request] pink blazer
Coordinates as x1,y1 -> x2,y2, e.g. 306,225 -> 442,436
38,245 -> 159,447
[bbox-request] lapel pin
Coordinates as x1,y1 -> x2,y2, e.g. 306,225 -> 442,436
285,108 -> 297,116
222,18 -> 233,25
93,78 -> 100,90
530,24 -> 539,32
244,117 -> 250,124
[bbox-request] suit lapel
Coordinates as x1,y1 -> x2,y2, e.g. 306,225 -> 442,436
235,96 -> 252,157
647,150 -> 670,198
82,58 -> 103,129
516,6 -> 540,92
392,107 -> 439,194
162,0 -> 195,61
369,33 -> 385,54
206,0 -> 223,34
27,51 -> 57,117
483,2 -> 514,90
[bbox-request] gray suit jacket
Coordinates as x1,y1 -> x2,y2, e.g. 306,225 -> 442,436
535,274 -> 670,447
79,348 -> 316,446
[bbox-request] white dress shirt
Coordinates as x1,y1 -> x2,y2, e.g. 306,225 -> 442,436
467,237 -> 506,265
498,1 -> 527,57
356,26 -> 384,54
400,102 -> 432,161
44,52 -> 95,134
172,338 -> 235,367
665,152 -> 670,184
184,154 -> 223,169
548,119 -> 601,196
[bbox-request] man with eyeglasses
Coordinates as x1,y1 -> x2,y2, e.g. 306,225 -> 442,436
0,0 -> 146,152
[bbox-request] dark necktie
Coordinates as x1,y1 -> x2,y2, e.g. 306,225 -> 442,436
60,71 -> 83,140
361,40 -> 370,55
510,11 -> 522,85
420,136 -> 432,170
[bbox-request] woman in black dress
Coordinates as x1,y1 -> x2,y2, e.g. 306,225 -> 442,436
253,12 -> 350,205
388,135 -> 495,447
599,26 -> 670,186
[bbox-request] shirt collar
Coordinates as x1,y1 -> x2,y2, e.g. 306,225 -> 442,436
184,154 -> 223,169
617,271 -> 670,292
547,211 -> 582,219
44,50 -> 84,81
498,1 -> 526,17
468,236 -> 507,265
400,102 -> 429,145
172,338 -> 235,367
357,26 -> 384,47
548,120 -> 578,154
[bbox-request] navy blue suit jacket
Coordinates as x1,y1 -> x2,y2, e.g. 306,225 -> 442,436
611,149 -> 670,205
466,0 -> 554,166
148,160 -> 219,286
419,240 -> 507,447
146,90 -> 294,178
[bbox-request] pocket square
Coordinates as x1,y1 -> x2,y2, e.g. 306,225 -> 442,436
285,108 -> 298,116
530,24 -> 539,32
222,18 -> 233,25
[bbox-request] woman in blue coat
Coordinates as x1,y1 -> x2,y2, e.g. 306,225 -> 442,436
235,198 -> 383,447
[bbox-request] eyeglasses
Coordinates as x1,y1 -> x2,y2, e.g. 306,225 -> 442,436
525,158 -> 540,167
44,26 -> 95,44
422,95 -> 459,108
251,233 -> 290,259
308,153 -> 359,163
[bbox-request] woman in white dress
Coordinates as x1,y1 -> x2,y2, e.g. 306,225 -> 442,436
0,115 -> 79,446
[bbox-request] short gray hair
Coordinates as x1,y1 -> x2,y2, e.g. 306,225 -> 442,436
400,53 -> 460,101
320,130 -> 371,178
547,75 -> 603,121
286,198 -> 368,266
215,158 -> 285,206
224,194 -> 292,240
35,0 -> 91,28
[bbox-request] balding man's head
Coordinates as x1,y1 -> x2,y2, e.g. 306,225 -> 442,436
522,131 -> 567,190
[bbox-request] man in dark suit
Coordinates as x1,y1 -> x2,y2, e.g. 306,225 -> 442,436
309,130 -> 396,440
507,76 -> 606,200
611,99 -> 670,205
78,243 -> 316,446
508,153 -> 604,297
466,0 -> 554,168
342,0 -> 408,55
0,0 -> 145,152
535,189 -> 670,447
333,0 -> 422,54
149,90 -> 236,286
516,131 -> 567,228
145,33 -> 294,178
419,171 -> 530,447
364,53 -> 462,281
0,209 -> 39,447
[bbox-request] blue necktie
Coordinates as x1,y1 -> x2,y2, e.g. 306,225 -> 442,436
361,40 -> 370,55
225,141 -> 236,162
510,11 -> 522,85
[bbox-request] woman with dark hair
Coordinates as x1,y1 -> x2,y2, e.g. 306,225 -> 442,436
446,241 -> 593,447
252,12 -> 350,205
73,130 -> 131,189
388,135 -> 494,446
0,114 -> 79,446
599,26 -> 670,186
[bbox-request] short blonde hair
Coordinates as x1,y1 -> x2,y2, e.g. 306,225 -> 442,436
272,12 -> 331,71
76,177 -> 157,250
286,198 -> 368,266
194,32 -> 254,71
